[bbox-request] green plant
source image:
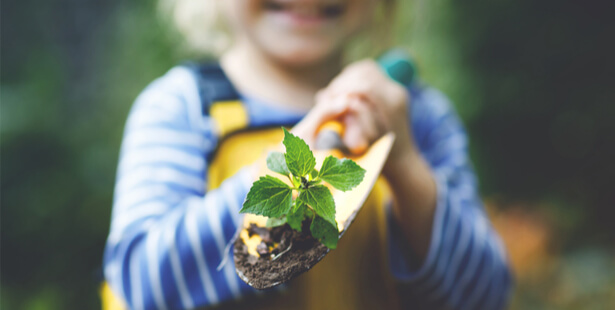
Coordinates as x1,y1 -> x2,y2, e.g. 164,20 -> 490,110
240,128 -> 366,249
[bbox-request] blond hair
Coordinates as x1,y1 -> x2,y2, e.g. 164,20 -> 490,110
159,0 -> 397,58
158,0 -> 229,55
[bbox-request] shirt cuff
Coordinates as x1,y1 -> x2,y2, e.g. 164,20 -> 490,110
388,170 -> 449,282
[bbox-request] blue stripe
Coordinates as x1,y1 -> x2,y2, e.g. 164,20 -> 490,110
116,218 -> 158,241
470,250 -> 497,310
474,275 -> 494,310
195,201 -> 234,300
118,234 -> 146,307
422,202 -> 462,297
479,261 -> 505,310
412,196 -> 452,286
158,249 -> 179,309
176,217 -> 209,306
428,134 -> 467,167
432,224 -> 476,308
139,247 -> 155,310
458,247 -> 490,309
220,205 -> 238,242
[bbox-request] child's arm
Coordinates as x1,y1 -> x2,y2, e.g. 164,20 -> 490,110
297,60 -> 512,309
103,67 -> 253,309
388,86 -> 513,309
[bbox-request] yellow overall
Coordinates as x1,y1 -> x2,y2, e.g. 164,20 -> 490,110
101,100 -> 401,310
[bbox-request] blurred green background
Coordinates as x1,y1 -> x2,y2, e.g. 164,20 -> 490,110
1,0 -> 614,309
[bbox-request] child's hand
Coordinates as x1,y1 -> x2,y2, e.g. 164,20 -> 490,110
293,59 -> 416,177
294,59 -> 437,260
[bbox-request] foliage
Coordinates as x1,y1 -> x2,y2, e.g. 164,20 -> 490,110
240,129 -> 365,250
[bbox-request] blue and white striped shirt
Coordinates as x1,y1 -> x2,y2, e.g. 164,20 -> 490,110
104,66 -> 512,309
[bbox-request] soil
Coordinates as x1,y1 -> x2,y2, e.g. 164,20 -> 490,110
233,222 -> 330,290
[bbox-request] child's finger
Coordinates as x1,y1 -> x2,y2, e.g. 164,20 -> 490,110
343,113 -> 369,155
349,97 -> 381,141
291,92 -> 350,144
349,93 -> 390,131
342,97 -> 382,154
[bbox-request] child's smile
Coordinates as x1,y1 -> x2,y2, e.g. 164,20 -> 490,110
263,0 -> 345,29
222,0 -> 378,66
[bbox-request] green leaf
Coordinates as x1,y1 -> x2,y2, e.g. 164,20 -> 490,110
286,201 -> 305,232
266,216 -> 287,227
318,155 -> 366,192
310,216 -> 339,249
283,128 -> 316,177
309,169 -> 319,180
240,175 -> 293,218
266,151 -> 290,176
297,185 -> 336,227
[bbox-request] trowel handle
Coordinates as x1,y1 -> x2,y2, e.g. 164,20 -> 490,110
314,49 -> 417,150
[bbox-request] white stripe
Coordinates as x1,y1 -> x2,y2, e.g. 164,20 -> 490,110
145,227 -> 168,310
419,200 -> 461,293
167,67 -> 204,132
422,87 -> 451,117
205,194 -> 242,299
450,213 -> 488,306
118,148 -> 205,174
116,166 -> 204,195
463,239 -> 497,310
427,197 -> 472,301
127,109 -> 180,128
222,249 -> 242,299
123,128 -> 207,150
108,203 -> 169,244
220,180 -> 247,296
482,236 -> 507,310
166,213 -> 195,309
239,168 -> 255,190
429,134 -> 466,164
185,197 -> 219,304
130,251 -> 144,310
493,233 -> 508,265
204,194 -> 228,263
456,183 -> 475,201
136,90 -> 184,113
402,172 -> 449,282
221,181 -> 242,222
112,200 -> 168,222
115,185 -> 182,210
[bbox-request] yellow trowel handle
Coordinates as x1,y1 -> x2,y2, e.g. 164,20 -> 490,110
314,49 -> 416,150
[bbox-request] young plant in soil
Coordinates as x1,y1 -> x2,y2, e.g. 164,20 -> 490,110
240,128 -> 366,250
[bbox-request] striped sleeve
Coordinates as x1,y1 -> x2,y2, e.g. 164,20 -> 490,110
388,87 -> 513,309
103,67 -> 254,310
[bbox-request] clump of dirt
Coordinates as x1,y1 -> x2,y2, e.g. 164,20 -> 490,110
234,222 -> 330,290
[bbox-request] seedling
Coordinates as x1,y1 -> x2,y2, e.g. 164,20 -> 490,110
239,128 -> 366,250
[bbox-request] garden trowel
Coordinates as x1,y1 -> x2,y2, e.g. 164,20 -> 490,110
233,50 -> 416,290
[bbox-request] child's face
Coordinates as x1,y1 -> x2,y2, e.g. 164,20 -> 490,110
222,0 -> 379,66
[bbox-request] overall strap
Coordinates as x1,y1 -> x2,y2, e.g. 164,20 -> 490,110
186,62 -> 249,137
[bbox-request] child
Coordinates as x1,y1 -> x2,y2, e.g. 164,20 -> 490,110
103,0 -> 512,309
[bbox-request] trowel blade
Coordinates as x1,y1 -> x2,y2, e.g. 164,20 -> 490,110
234,133 -> 395,290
